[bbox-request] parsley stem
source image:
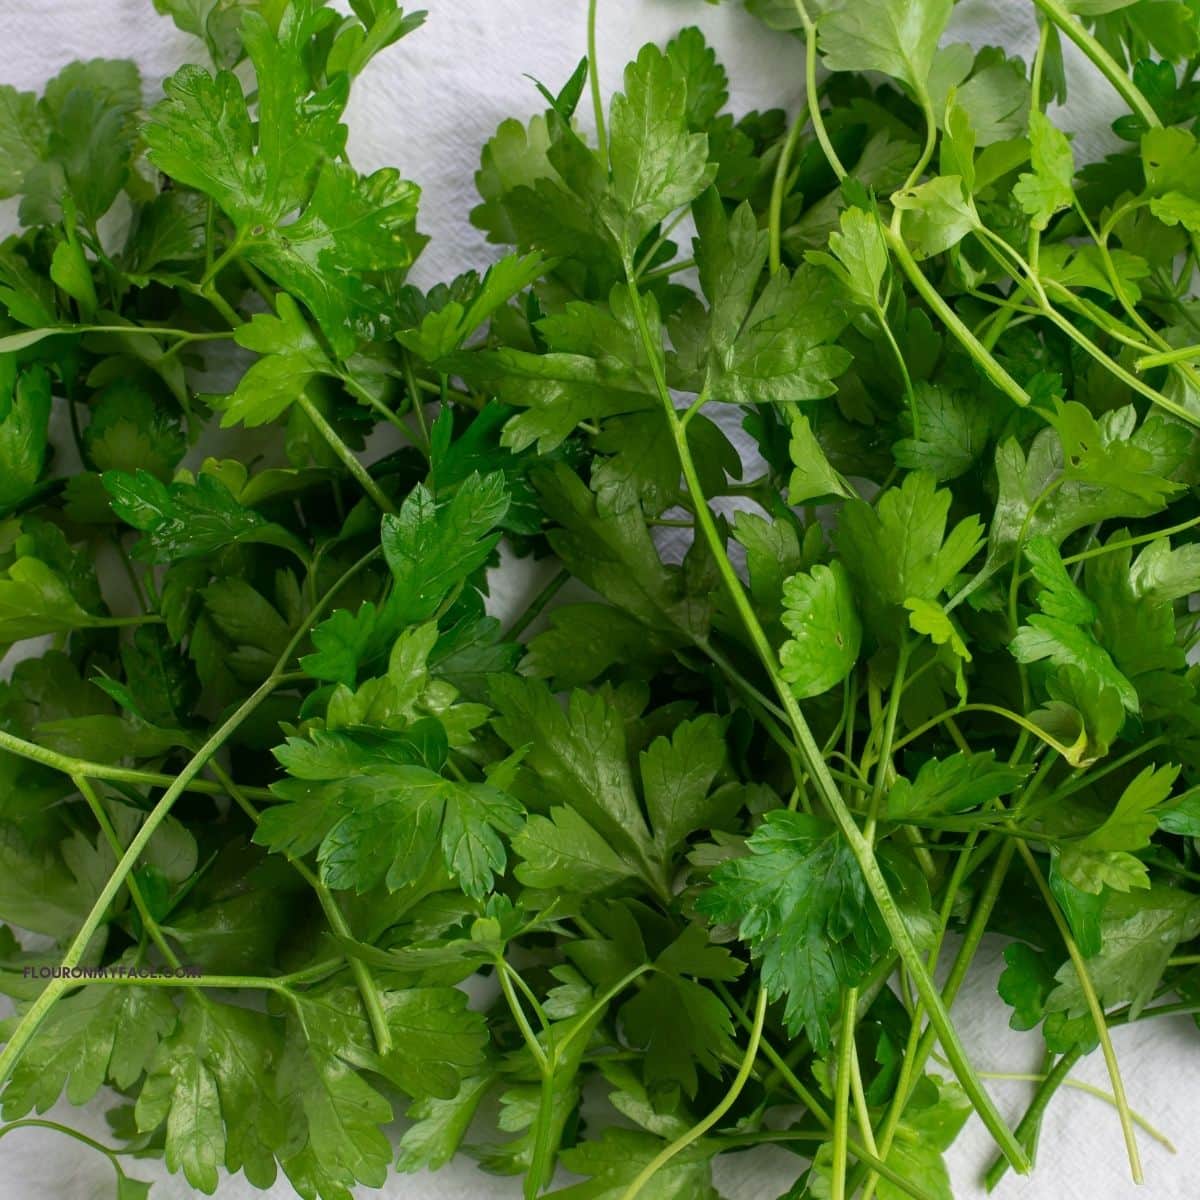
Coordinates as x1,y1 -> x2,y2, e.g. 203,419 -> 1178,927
0,727 -> 274,800
882,226 -> 1032,408
504,567 -> 570,641
1015,838 -> 1143,1183
497,960 -> 549,1072
620,259 -> 1028,1172
296,391 -> 396,515
980,1071 -> 1175,1152
72,773 -> 183,970
619,989 -> 769,1200
588,0 -> 608,168
891,702 -> 1078,762
831,988 -> 857,1200
793,0 -> 848,180
862,838 -> 1017,1200
208,760 -> 395,1057
1137,343 -> 1200,370
1030,0 -> 1160,130
769,112 -> 807,275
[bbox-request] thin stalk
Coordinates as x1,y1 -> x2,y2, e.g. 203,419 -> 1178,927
882,227 -> 1031,408
296,392 -> 396,514
832,989 -> 858,1200
769,112 -> 807,274
980,1071 -> 1175,1152
504,568 -> 570,641
1137,343 -> 1200,370
984,1047 -> 1081,1189
619,990 -> 768,1200
620,260 -> 1028,1171
793,0 -> 848,179
864,840 -> 1017,1196
588,0 -> 608,167
72,774 -> 182,969
0,728 -> 266,800
1031,0 -> 1160,129
208,761 -> 393,1056
1015,839 -> 1142,1183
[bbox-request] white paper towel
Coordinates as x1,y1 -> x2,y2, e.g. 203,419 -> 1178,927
0,1 -> 1195,1197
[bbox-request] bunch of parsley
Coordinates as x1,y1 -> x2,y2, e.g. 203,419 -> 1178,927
2,0 -> 1200,1197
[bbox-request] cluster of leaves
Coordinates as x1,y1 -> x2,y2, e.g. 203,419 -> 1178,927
2,1 -> 1200,1199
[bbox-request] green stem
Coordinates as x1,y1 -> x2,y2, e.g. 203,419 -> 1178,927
619,990 -> 768,1200
769,112 -> 807,274
73,774 -> 182,969
619,260 -> 1028,1172
0,728 -> 273,800
832,989 -> 857,1200
588,0 -> 608,168
1015,840 -> 1143,1183
208,761 -> 393,1056
296,392 -> 396,514
1137,343 -> 1200,370
793,0 -> 848,179
865,840 -> 1017,1194
1030,0 -> 1160,129
882,227 -> 1031,408
505,568 -> 570,641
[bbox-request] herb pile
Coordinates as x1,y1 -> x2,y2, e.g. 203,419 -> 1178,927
2,0 -> 1200,1196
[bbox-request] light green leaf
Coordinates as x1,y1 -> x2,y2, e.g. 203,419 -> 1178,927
779,562 -> 862,698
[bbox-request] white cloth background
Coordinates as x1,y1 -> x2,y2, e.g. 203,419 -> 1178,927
0,0 -> 1196,1197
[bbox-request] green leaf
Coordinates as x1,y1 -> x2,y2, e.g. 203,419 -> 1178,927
1012,615 -> 1139,714
0,557 -> 100,642
0,365 -> 51,513
103,468 -> 309,564
640,714 -> 733,857
549,1128 -> 718,1199
892,176 -> 978,258
1013,110 -> 1075,229
398,252 -> 547,363
218,295 -> 331,428
1046,885 -> 1200,1020
83,383 -> 186,481
838,471 -> 983,643
892,382 -> 990,481
397,1075 -> 494,1173
1023,535 -> 1096,624
512,804 -> 643,894
699,811 -> 884,1049
818,0 -> 954,93
807,204 -> 889,311
602,44 -> 715,259
998,942 -> 1057,1031
705,264 -> 852,404
380,471 -> 509,625
135,997 -> 284,1192
1078,763 -> 1179,852
887,752 -> 1027,818
0,85 -> 46,197
2,982 -> 177,1117
491,677 -> 653,856
779,562 -> 862,698
786,412 -> 852,504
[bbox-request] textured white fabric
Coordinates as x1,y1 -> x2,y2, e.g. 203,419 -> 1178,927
0,0 -> 1197,1196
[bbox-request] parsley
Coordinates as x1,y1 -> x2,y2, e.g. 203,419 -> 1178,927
2,1 -> 1200,1198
